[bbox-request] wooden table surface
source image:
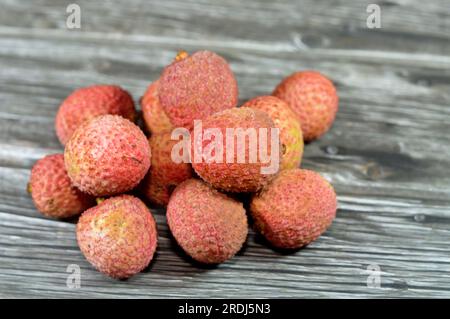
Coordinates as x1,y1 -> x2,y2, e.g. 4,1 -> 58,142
1,0 -> 450,298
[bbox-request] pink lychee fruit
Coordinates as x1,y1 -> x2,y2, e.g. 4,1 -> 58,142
250,169 -> 337,249
55,85 -> 136,145
159,50 -> 238,129
64,115 -> 151,196
140,80 -> 173,135
273,71 -> 338,142
191,107 -> 281,193
77,195 -> 157,279
243,95 -> 304,170
167,179 -> 248,264
140,131 -> 193,206
28,154 -> 95,218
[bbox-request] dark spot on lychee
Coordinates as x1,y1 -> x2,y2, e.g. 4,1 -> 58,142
281,144 -> 287,155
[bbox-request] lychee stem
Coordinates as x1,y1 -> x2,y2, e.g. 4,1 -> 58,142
174,50 -> 189,62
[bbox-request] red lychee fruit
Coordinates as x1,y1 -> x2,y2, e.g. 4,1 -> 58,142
140,131 -> 193,206
64,115 -> 151,197
159,50 -> 238,129
242,95 -> 304,170
55,85 -> 136,145
77,195 -> 157,279
250,169 -> 337,249
167,179 -> 248,264
28,154 -> 95,218
140,80 -> 173,135
191,107 -> 281,193
273,71 -> 338,142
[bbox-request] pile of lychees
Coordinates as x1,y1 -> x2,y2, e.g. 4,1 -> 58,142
28,50 -> 338,279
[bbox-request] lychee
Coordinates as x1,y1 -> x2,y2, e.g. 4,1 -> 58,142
250,169 -> 337,249
76,195 -> 157,279
140,80 -> 173,135
242,95 -> 304,170
28,154 -> 95,219
64,115 -> 151,196
273,71 -> 338,142
140,131 -> 193,206
191,107 -> 281,193
167,179 -> 248,264
159,50 -> 238,129
55,85 -> 136,145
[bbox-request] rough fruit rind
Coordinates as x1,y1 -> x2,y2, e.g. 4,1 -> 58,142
167,179 -> 248,264
55,85 -> 136,145
273,71 -> 338,142
250,169 -> 337,249
140,132 -> 193,206
64,115 -> 151,196
28,154 -> 95,218
243,95 -> 304,170
191,107 -> 281,193
140,80 -> 173,134
159,50 -> 238,129
76,195 -> 157,279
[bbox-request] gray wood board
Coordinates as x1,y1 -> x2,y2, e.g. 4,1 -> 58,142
0,0 -> 449,298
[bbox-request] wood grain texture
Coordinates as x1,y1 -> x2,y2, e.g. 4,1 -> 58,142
0,0 -> 450,298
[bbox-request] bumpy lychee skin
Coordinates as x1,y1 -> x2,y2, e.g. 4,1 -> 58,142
140,80 -> 173,134
159,50 -> 238,129
28,154 -> 95,218
167,179 -> 248,264
64,115 -> 151,196
250,169 -> 337,249
55,85 -> 136,145
140,132 -> 193,206
191,107 -> 281,193
243,96 -> 304,170
273,71 -> 338,142
77,195 -> 157,279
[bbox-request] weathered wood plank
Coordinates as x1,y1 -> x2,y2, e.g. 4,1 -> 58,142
0,0 -> 449,298
1,0 -> 450,55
